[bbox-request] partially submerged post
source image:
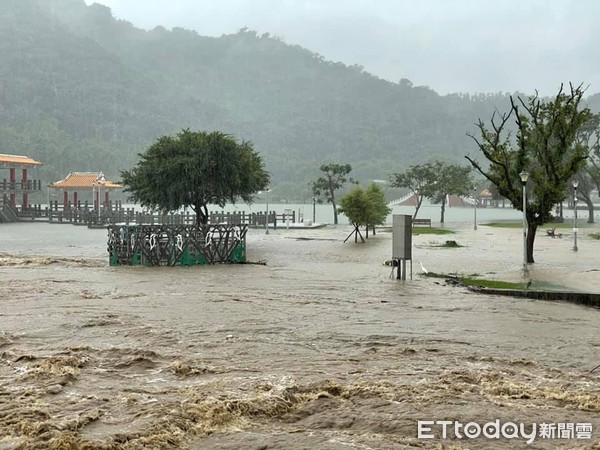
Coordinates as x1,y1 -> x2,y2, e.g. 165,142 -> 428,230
392,214 -> 412,280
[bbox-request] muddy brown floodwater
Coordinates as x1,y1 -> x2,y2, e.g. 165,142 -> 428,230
1,222 -> 600,449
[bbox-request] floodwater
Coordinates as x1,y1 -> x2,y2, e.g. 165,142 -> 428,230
201,201 -> 528,226
1,220 -> 600,449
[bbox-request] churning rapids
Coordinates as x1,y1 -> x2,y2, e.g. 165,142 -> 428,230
1,222 -> 600,449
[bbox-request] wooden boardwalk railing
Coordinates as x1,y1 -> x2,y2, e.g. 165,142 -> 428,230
0,179 -> 43,191
15,203 -> 295,229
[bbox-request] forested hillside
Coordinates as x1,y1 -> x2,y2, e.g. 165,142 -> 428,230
1,0 -> 597,200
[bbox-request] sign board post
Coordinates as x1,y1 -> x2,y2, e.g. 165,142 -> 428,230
392,214 -> 412,280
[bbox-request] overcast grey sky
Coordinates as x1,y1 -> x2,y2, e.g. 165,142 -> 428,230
84,0 -> 599,95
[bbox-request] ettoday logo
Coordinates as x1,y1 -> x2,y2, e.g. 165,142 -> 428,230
417,420 -> 593,445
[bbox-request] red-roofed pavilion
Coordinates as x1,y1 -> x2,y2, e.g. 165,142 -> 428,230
0,153 -> 43,207
49,172 -> 122,209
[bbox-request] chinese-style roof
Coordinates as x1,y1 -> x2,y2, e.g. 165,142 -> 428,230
0,153 -> 43,167
49,172 -> 122,189
398,193 -> 418,206
448,194 -> 467,207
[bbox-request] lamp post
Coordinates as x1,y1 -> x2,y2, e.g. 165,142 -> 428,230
265,188 -> 270,235
312,197 -> 316,223
519,171 -> 529,275
98,183 -> 102,220
572,179 -> 579,252
473,194 -> 478,231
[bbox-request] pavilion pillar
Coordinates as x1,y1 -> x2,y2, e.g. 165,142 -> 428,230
73,191 -> 78,208
63,190 -> 68,209
9,167 -> 15,206
105,190 -> 109,208
95,189 -> 99,211
22,168 -> 28,208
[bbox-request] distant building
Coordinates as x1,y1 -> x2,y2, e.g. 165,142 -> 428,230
48,172 -> 122,209
0,153 -> 43,207
397,193 -> 467,207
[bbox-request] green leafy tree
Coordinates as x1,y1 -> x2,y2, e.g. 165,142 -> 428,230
338,186 -> 369,243
365,183 -> 391,236
312,163 -> 355,225
466,84 -> 591,263
121,130 -> 269,225
427,162 -> 473,224
390,163 -> 437,220
338,184 -> 391,242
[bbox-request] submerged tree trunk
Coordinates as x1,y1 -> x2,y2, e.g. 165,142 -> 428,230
327,185 -> 339,225
343,223 -> 365,244
526,223 -> 538,263
440,195 -> 447,224
580,192 -> 595,224
412,195 -> 423,220
587,201 -> 595,224
332,201 -> 338,225
194,202 -> 209,226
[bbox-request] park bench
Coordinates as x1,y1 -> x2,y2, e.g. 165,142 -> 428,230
413,218 -> 432,227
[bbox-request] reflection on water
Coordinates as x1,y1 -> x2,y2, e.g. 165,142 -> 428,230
212,201 -> 589,226
0,222 -> 599,448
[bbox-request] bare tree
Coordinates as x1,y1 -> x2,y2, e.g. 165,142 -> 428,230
312,163 -> 355,225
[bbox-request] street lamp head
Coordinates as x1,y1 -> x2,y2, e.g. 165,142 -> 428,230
519,171 -> 529,183
572,179 -> 579,189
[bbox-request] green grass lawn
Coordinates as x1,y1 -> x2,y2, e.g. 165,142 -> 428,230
423,272 -> 559,290
459,276 -> 527,289
483,221 -> 591,229
413,226 -> 454,235
378,226 -> 454,235
423,272 -> 526,289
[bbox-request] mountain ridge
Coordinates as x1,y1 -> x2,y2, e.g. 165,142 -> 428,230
1,0 -> 597,200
